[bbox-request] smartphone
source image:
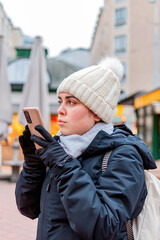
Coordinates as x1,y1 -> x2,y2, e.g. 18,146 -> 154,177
23,107 -> 44,149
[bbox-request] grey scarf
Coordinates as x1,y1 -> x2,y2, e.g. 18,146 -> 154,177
57,122 -> 113,158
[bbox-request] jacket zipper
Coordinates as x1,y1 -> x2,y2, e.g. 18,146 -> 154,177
41,173 -> 54,239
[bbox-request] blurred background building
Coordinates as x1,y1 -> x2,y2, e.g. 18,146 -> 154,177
90,0 -> 160,95
90,0 -> 160,160
0,3 -> 23,60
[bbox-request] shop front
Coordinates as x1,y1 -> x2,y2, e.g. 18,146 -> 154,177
134,88 -> 160,160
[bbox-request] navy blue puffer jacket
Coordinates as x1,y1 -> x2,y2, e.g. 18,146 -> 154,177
15,124 -> 156,240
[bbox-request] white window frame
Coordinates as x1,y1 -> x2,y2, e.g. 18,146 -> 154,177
115,7 -> 127,26
115,35 -> 127,54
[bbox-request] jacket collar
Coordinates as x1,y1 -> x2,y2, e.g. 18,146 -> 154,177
81,125 -> 156,170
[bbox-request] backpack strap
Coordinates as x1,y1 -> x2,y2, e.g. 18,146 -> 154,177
126,220 -> 134,240
102,151 -> 134,240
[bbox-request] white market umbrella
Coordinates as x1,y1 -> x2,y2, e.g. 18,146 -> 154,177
0,36 -> 13,170
18,36 -> 50,130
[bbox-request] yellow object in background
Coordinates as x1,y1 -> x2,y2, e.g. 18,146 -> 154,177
7,114 -> 24,145
115,105 -> 124,117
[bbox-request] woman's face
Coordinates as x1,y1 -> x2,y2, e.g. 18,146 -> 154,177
57,92 -> 100,135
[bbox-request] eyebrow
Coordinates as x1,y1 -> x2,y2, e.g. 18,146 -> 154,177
58,95 -> 78,100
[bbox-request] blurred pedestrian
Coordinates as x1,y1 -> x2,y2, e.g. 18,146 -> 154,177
15,57 -> 156,240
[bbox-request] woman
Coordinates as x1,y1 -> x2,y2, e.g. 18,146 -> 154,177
15,57 -> 156,240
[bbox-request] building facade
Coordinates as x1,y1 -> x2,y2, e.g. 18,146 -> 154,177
90,0 -> 160,97
0,2 -> 23,60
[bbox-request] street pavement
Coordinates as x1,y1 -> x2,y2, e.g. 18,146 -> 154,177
0,169 -> 37,240
0,161 -> 160,240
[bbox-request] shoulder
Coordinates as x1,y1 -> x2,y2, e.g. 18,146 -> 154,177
100,144 -> 144,183
108,144 -> 143,168
101,144 -> 145,192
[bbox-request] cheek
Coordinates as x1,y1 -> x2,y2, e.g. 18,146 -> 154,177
63,106 -> 96,135
70,108 -> 87,121
70,107 -> 95,126
72,110 -> 83,120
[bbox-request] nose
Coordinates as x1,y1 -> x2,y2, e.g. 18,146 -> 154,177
57,103 -> 66,115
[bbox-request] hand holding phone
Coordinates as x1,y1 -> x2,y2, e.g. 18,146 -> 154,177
23,107 -> 45,149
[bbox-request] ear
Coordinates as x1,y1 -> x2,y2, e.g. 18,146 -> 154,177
94,114 -> 101,122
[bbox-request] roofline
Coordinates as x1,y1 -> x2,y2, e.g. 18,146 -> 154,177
90,7 -> 104,50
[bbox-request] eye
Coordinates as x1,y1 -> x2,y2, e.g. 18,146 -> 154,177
58,100 -> 62,105
68,100 -> 75,105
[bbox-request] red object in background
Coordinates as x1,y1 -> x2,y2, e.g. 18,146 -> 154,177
50,115 -> 59,136
51,115 -> 58,122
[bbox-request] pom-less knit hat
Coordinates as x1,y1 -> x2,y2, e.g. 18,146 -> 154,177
57,57 -> 123,123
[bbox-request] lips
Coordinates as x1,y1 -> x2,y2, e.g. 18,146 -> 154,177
58,119 -> 66,126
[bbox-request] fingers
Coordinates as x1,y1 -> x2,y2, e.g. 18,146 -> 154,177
19,135 -> 27,149
23,129 -> 31,142
25,125 -> 30,131
35,148 -> 45,158
35,125 -> 53,142
23,125 -> 35,147
31,135 -> 49,148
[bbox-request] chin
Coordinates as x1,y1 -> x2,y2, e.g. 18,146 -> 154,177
60,127 -> 89,136
60,129 -> 77,136
60,128 -> 70,136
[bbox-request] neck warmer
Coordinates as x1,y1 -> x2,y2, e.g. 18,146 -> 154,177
57,122 -> 113,158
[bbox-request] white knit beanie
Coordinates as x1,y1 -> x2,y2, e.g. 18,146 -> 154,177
57,57 -> 123,123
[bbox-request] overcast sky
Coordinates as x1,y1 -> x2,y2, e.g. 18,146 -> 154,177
1,0 -> 103,57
